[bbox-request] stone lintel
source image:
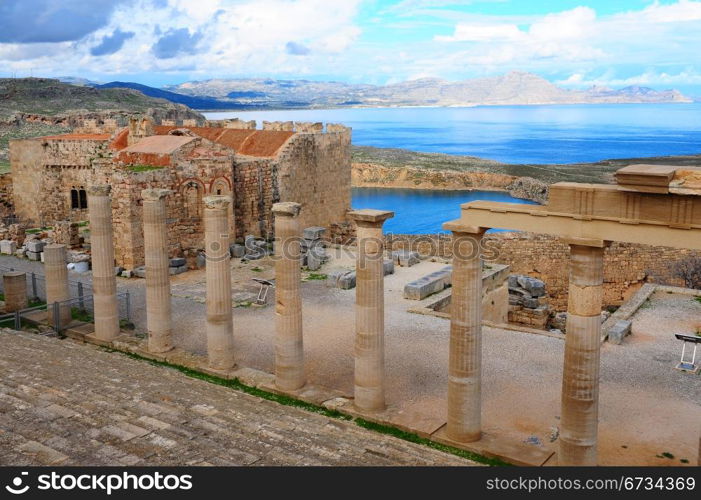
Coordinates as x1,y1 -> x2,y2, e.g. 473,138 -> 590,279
348,209 -> 394,225
561,237 -> 610,248
203,195 -> 231,210
87,185 -> 111,197
3,271 -> 25,278
142,188 -> 174,201
272,202 -> 302,217
442,220 -> 488,235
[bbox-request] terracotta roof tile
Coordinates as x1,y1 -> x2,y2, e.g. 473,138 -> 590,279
153,126 -> 294,157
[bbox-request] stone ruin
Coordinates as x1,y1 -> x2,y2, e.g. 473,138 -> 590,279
8,116 -> 353,272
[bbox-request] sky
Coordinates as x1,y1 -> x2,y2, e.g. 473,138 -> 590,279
0,0 -> 700,94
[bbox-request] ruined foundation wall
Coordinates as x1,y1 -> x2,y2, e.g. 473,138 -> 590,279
386,232 -> 700,311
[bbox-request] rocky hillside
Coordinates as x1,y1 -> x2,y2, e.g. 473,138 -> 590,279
0,78 -> 204,164
164,71 -> 692,109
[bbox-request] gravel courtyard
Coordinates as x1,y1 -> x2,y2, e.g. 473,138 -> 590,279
1,253 -> 699,465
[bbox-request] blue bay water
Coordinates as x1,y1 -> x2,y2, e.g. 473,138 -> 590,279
206,103 -> 701,164
205,103 -> 701,233
351,188 -> 537,234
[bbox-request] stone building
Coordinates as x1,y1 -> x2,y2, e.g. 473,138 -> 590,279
9,117 -> 352,269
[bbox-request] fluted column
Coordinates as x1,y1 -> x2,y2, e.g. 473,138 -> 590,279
143,189 -> 174,353
204,196 -> 235,370
3,272 -> 27,312
44,244 -> 71,326
443,224 -> 487,442
273,202 -> 305,391
87,185 -> 119,341
349,209 -> 394,411
559,241 -> 607,465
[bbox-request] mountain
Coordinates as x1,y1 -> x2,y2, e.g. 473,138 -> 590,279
94,81 -> 249,110
163,71 -> 693,109
0,78 -> 204,164
0,78 -> 204,119
57,76 -> 102,86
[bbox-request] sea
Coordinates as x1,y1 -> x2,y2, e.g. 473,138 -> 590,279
205,103 -> 701,233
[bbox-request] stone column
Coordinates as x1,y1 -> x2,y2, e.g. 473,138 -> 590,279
559,241 -> 606,466
349,209 -> 394,411
204,196 -> 235,370
87,185 -> 119,341
273,202 -> 305,391
44,244 -> 71,327
143,189 -> 174,353
3,272 -> 27,312
443,225 -> 487,442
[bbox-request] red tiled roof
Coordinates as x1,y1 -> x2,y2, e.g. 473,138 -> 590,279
153,126 -> 294,157
109,128 -> 129,151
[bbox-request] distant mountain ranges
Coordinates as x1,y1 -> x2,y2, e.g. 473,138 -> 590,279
52,71 -> 694,111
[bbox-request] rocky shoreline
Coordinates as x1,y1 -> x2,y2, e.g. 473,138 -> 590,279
351,162 -> 549,203
351,145 -> 701,204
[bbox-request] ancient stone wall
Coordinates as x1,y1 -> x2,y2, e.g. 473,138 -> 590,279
277,127 -> 352,233
112,140 -> 235,269
386,232 -> 701,311
233,158 -> 276,240
10,138 -> 109,224
0,173 -> 13,219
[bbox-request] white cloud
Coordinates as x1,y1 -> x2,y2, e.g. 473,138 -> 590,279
435,23 -> 522,42
557,68 -> 701,88
0,0 -> 363,77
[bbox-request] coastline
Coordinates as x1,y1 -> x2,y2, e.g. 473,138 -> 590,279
350,146 -> 701,204
203,100 -> 696,114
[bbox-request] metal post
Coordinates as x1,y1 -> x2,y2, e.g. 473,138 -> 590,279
125,292 -> 131,322
31,272 -> 38,300
77,282 -> 85,310
13,311 -> 20,330
52,302 -> 60,333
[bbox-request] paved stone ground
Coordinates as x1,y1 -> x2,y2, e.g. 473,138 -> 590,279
0,329 -> 473,466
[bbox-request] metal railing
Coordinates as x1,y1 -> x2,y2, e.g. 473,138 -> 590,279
0,291 -> 131,334
0,265 -> 93,302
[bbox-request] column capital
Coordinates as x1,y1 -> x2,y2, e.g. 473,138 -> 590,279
443,220 -> 488,235
203,195 -> 230,210
272,202 -> 302,217
142,188 -> 174,202
562,237 -> 612,248
87,184 -> 111,197
348,209 -> 394,227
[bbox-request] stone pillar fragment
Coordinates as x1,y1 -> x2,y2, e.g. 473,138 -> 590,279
444,225 -> 487,442
3,272 -> 27,312
143,189 -> 174,353
349,209 -> 394,411
204,196 -> 235,370
44,244 -> 71,327
273,202 -> 305,390
87,185 -> 119,341
559,242 -> 607,466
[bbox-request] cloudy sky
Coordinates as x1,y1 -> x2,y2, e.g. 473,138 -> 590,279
1,0 -> 700,93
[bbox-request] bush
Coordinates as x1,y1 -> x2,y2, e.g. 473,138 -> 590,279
670,256 -> 701,289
